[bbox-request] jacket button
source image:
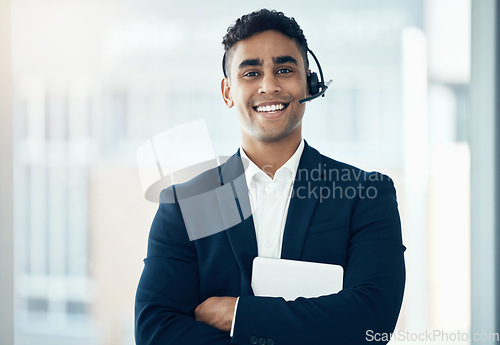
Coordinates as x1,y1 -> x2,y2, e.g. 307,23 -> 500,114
250,336 -> 258,344
258,338 -> 266,345
267,339 -> 275,345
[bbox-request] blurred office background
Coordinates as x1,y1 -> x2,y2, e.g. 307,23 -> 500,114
1,0 -> 498,344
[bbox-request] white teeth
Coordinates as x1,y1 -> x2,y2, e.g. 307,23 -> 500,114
256,104 -> 285,112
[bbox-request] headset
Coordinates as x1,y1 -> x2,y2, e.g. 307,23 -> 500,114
222,48 -> 332,104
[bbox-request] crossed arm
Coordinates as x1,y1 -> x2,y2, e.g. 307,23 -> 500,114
194,296 -> 237,332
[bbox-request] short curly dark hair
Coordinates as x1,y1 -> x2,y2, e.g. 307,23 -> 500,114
222,9 -> 309,77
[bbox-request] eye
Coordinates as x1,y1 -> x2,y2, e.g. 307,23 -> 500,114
243,71 -> 260,77
277,68 -> 292,74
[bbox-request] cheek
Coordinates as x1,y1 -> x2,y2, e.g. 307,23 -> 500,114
290,79 -> 308,97
234,97 -> 251,116
300,80 -> 308,96
235,89 -> 252,107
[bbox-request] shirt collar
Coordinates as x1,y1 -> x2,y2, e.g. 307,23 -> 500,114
240,139 -> 305,188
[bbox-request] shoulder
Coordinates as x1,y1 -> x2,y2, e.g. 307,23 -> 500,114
327,156 -> 391,185
159,153 -> 244,204
159,164 -> 223,204
303,143 -> 393,186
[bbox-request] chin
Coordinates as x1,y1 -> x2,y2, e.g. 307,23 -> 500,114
253,127 -> 296,142
258,133 -> 288,142
242,117 -> 302,143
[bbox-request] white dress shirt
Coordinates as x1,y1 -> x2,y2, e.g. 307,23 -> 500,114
240,139 -> 305,258
230,139 -> 305,336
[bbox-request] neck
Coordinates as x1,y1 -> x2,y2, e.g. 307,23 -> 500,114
241,130 -> 302,178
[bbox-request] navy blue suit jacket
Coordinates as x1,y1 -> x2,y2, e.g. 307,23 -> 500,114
135,142 -> 406,345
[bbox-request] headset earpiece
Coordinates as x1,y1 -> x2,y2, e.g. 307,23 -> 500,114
299,49 -> 332,104
307,72 -> 320,96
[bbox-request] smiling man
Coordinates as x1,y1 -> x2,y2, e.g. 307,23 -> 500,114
135,9 -> 405,345
223,30 -> 307,146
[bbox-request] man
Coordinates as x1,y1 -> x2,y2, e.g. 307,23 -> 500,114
135,9 -> 405,345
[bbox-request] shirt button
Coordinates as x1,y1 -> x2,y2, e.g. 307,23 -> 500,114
250,336 -> 258,344
259,338 -> 266,345
266,241 -> 272,248
267,339 -> 275,345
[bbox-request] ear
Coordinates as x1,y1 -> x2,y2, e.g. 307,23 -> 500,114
221,77 -> 234,108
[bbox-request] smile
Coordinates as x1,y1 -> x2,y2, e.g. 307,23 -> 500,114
253,102 -> 289,113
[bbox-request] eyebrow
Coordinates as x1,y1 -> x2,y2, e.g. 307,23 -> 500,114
237,55 -> 299,70
273,55 -> 298,66
238,58 -> 263,70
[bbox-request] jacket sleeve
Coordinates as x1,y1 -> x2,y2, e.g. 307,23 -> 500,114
231,177 -> 406,345
135,187 -> 232,345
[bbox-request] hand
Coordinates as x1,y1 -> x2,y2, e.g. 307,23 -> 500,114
194,296 -> 237,332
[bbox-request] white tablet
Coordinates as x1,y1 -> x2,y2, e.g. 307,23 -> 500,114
251,257 -> 344,301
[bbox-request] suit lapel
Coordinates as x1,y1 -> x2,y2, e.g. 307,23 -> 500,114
281,142 -> 327,260
225,216 -> 257,295
219,152 -> 257,295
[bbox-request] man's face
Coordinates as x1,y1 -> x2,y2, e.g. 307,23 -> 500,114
221,30 -> 308,143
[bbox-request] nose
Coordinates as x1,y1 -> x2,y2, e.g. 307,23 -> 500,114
258,73 -> 281,94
